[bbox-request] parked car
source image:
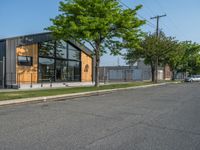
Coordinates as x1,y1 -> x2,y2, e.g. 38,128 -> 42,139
184,75 -> 200,82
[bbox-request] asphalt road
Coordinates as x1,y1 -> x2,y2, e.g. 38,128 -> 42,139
0,83 -> 200,150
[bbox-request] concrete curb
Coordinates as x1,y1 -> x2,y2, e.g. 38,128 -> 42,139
0,82 -> 178,106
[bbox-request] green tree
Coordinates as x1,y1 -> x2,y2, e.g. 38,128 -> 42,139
163,41 -> 200,79
180,41 -> 200,75
47,0 -> 145,87
125,32 -> 176,82
162,41 -> 184,80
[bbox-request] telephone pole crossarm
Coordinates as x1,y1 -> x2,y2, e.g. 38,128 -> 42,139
150,14 -> 167,20
150,14 -> 167,36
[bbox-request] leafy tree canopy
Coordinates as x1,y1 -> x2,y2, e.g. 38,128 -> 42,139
47,0 -> 144,55
126,32 -> 177,63
47,0 -> 145,86
125,32 -> 178,82
179,41 -> 200,75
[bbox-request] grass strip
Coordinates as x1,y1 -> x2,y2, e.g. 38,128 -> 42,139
0,82 -> 152,101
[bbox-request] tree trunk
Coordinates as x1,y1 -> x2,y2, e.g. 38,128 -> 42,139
151,63 -> 155,83
172,70 -> 176,81
94,44 -> 100,87
95,59 -> 100,87
155,57 -> 158,83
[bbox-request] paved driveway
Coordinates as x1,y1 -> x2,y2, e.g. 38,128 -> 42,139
0,83 -> 200,150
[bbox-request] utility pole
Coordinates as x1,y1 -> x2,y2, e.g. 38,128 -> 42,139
150,14 -> 166,83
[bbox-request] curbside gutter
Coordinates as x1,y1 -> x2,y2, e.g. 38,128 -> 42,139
0,82 -> 179,106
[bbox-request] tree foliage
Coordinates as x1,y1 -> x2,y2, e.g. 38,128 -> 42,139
47,0 -> 145,86
126,32 -> 200,81
179,41 -> 200,75
125,32 -> 177,82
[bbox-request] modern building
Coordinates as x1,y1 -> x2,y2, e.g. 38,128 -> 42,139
0,32 -> 94,88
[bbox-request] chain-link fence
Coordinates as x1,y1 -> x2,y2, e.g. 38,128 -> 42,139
0,60 -> 3,88
99,68 -> 152,83
0,75 -> 3,88
99,67 -> 187,83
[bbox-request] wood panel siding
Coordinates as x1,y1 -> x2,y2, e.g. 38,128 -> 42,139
81,52 -> 92,82
16,44 -> 38,84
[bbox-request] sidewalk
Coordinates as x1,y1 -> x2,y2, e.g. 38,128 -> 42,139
0,82 -> 95,93
0,81 -> 151,92
18,82 -> 95,89
0,82 -> 173,106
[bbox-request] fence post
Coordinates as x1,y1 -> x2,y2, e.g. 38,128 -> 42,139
103,67 -> 106,84
17,73 -> 18,88
30,73 -> 32,88
2,56 -> 5,88
50,78 -> 52,87
41,79 -> 43,87
124,70 -> 126,82
107,71 -> 109,83
11,72 -> 13,88
18,73 -> 20,88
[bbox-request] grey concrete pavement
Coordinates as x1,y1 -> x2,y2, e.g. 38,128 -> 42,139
0,82 -> 200,150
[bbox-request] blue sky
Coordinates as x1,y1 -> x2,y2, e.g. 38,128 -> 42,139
0,0 -> 200,66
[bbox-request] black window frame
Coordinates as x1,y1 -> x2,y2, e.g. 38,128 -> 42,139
38,40 -> 82,82
68,43 -> 81,61
17,56 -> 33,66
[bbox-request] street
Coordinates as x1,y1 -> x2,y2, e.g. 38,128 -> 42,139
0,83 -> 200,150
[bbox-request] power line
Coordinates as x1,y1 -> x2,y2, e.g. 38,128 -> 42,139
118,0 -> 156,29
153,0 -> 166,14
119,0 -> 177,38
143,4 -> 157,17
119,0 -> 155,28
150,14 -> 167,36
152,0 -> 187,40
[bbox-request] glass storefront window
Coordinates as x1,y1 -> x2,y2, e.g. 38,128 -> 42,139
68,44 -> 80,61
68,61 -> 80,81
17,56 -> 33,66
38,40 -> 82,82
39,41 -> 55,57
39,58 -> 55,81
56,40 -> 67,59
56,60 -> 68,81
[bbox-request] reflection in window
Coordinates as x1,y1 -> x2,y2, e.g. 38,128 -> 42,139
56,40 -> 67,59
17,56 -> 33,66
56,60 -> 68,81
68,44 -> 80,60
39,58 -> 55,81
39,41 -> 55,57
68,61 -> 80,81
38,40 -> 82,82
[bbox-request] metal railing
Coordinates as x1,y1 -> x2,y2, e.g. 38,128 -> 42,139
3,72 -> 81,89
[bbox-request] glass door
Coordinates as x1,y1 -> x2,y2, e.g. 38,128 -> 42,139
68,61 -> 81,81
56,60 -> 68,81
